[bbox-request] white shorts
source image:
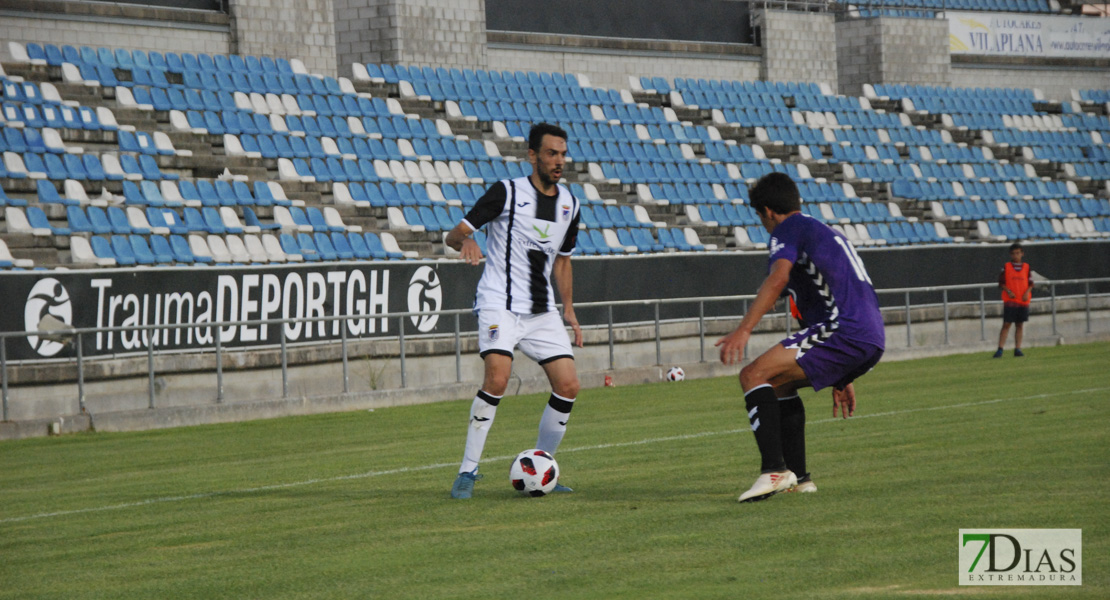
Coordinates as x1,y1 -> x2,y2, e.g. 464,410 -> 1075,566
476,308 -> 574,364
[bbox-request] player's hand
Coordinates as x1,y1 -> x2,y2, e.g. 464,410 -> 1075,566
458,238 -> 483,266
564,307 -> 583,347
1006,289 -> 1015,299
832,384 -> 856,419
715,327 -> 750,365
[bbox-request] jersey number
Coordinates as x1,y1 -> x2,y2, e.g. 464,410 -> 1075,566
835,237 -> 873,284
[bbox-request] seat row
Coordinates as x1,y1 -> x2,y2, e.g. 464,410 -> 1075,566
226,131 -> 483,163
5,202 -> 357,240
986,129 -> 1100,147
935,198 -> 1110,221
13,178 -> 297,210
2,101 -> 118,132
575,227 -> 708,255
981,218 -> 1072,241
638,182 -> 750,205
334,181 -> 497,209
579,204 -> 656,230
117,83 -> 396,121
799,143 -> 903,164
857,0 -> 1055,13
362,63 -> 581,91
671,78 -> 825,97
18,43 -> 296,76
595,161 -> 734,186
893,178 -> 1085,202
569,140 -> 692,165
456,100 -> 596,125
410,80 -> 621,108
169,108 -> 450,144
73,230 -> 406,267
3,151 -> 172,182
387,205 -> 465,233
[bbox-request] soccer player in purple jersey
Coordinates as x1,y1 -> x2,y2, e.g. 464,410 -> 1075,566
716,173 -> 885,503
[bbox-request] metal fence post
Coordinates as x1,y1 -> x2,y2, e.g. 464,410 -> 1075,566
1085,281 -> 1091,334
905,291 -> 912,348
215,327 -> 224,403
698,301 -> 705,363
1,338 -> 7,422
341,320 -> 349,394
979,287 -> 986,341
942,289 -> 949,345
1051,283 -> 1057,336
76,332 -> 86,414
654,302 -> 661,366
399,316 -> 407,389
280,325 -> 288,399
607,305 -> 614,370
742,299 -> 749,361
454,313 -> 462,383
147,334 -> 156,409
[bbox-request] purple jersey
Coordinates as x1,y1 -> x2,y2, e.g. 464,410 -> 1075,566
768,213 -> 885,349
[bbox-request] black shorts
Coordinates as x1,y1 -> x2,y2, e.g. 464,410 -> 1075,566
1003,305 -> 1029,323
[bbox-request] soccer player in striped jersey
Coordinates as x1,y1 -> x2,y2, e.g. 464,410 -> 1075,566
444,123 -> 583,499
716,172 -> 885,503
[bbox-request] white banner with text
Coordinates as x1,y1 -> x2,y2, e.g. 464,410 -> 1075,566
949,12 -> 1110,59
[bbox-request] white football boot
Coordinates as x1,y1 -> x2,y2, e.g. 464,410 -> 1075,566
738,470 -> 798,503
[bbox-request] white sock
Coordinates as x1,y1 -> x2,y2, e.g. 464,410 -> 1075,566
459,390 -> 500,474
536,392 -> 575,455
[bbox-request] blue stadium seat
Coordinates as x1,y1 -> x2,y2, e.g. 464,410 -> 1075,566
108,235 -> 137,265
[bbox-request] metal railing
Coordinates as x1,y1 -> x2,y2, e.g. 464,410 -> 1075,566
2,278 -> 1108,421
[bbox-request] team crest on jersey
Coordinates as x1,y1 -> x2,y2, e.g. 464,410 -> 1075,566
488,324 -> 500,342
561,204 -> 571,220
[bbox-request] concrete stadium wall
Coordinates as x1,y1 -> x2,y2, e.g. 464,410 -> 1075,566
836,15 -> 951,98
5,1 -> 1106,101
231,0 -> 338,77
755,10 -> 838,91
334,0 -> 487,76
0,1 -> 231,61
0,0 -> 337,77
487,32 -> 761,93
950,60 -> 1110,103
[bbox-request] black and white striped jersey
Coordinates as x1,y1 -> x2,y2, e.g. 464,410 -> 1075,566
462,177 -> 580,314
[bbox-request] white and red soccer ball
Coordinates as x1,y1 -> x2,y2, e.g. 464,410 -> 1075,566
510,449 -> 560,496
665,366 -> 685,382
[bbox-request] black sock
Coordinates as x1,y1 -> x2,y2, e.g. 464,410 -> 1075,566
779,395 -> 806,479
744,385 -> 786,473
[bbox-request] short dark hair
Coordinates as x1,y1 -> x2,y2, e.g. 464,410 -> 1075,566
1009,242 -> 1024,252
528,122 -> 568,152
748,172 -> 801,215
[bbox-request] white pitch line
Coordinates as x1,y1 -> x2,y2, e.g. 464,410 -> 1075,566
1,387 -> 1102,525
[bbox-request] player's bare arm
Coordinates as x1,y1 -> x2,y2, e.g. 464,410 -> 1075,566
716,258 -> 792,365
552,254 -> 583,347
445,222 -> 482,266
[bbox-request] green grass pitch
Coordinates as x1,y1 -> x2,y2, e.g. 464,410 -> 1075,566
1,342 -> 1107,599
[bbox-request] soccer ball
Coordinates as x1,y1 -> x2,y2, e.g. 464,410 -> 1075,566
510,449 -> 560,497
665,366 -> 686,382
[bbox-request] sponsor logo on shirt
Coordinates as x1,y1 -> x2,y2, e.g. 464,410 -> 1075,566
770,237 -> 784,256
